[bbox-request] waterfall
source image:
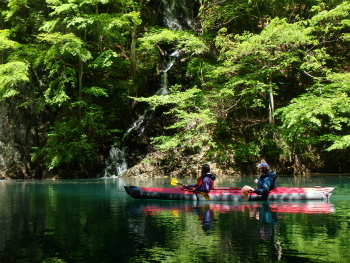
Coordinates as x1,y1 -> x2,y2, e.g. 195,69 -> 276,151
157,50 -> 179,95
104,53 -> 177,178
103,0 -> 191,178
162,0 -> 193,30
105,113 -> 149,177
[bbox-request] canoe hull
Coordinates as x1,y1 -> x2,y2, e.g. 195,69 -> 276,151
124,186 -> 334,201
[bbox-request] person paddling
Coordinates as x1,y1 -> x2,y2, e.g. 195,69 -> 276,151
242,162 -> 277,200
183,164 -> 216,193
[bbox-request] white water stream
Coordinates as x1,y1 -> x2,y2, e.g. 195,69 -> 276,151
162,0 -> 193,30
104,1 -> 192,177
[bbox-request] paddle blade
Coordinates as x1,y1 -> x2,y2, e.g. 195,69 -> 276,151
171,178 -> 178,186
194,190 -> 210,200
243,191 -> 248,200
201,192 -> 210,200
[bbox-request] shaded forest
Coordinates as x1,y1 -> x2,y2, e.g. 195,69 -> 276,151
0,0 -> 349,178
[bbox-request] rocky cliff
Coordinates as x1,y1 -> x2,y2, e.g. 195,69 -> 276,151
0,81 -> 50,179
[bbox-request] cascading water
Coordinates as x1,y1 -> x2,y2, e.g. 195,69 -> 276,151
162,0 -> 193,30
104,57 -> 174,178
105,113 -> 149,177
104,0 -> 192,178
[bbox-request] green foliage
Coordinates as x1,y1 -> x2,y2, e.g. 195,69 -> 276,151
2,0 -> 350,175
276,76 -> 350,155
233,140 -> 260,163
89,50 -> 118,69
327,135 -> 350,151
134,3 -> 350,171
32,118 -> 97,170
32,103 -> 120,170
273,2 -> 350,165
214,17 -> 312,85
199,0 -> 320,33
0,29 -> 29,100
0,62 -> 29,99
0,29 -> 21,51
83,86 -> 108,98
139,28 -> 208,55
308,1 -> 350,36
133,86 -> 216,153
37,32 -> 92,61
208,17 -> 313,128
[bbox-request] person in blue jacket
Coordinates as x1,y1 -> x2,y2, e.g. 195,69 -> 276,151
183,164 -> 216,193
247,162 -> 277,199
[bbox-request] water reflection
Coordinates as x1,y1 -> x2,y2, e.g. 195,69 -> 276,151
195,204 -> 215,234
253,203 -> 278,240
132,200 -> 335,215
129,200 -> 335,236
0,178 -> 346,263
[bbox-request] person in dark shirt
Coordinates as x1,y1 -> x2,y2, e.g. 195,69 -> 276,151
244,162 -> 277,200
183,164 -> 216,193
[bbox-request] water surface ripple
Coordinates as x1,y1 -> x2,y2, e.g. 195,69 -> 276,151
0,176 -> 349,263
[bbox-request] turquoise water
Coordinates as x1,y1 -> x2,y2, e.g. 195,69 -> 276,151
0,176 -> 349,263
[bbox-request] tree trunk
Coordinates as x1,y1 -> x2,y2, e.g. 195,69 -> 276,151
130,23 -> 137,78
78,58 -> 83,119
0,17 -> 3,65
268,60 -> 274,124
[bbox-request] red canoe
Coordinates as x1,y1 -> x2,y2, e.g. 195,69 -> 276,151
124,185 -> 334,201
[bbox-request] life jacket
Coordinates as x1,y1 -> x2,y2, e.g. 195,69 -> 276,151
258,172 -> 277,191
197,174 -> 215,190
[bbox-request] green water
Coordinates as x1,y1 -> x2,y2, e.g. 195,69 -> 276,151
0,176 -> 349,263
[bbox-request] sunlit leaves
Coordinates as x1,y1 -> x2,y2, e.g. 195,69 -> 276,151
308,1 -> 350,36
2,0 -> 28,21
139,28 -> 208,55
89,50 -> 119,69
327,135 -> 350,151
133,86 -> 201,109
44,66 -> 75,107
0,62 -> 29,100
211,17 -> 312,121
49,3 -> 79,17
276,89 -> 350,149
325,72 -> 350,93
83,86 -> 109,98
36,32 -> 92,107
37,32 -> 92,61
0,29 -> 21,51
2,0 -> 350,173
133,87 -> 216,152
216,17 -> 311,67
0,30 -> 28,99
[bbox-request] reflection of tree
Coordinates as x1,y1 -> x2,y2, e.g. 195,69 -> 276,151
281,209 -> 344,262
127,198 -> 345,263
242,202 -> 282,260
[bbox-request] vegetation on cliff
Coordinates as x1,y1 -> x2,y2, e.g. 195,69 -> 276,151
0,0 -> 349,178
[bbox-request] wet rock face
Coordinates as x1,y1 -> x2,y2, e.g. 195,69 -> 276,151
0,111 -> 22,178
0,102 -> 30,179
0,94 -> 47,179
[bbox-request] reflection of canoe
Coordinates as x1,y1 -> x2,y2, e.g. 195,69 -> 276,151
134,200 -> 335,215
124,186 -> 334,201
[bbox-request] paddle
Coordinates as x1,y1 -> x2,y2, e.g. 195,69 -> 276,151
241,185 -> 254,200
171,178 -> 210,200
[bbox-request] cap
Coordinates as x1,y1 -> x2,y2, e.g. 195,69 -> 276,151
257,162 -> 269,170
